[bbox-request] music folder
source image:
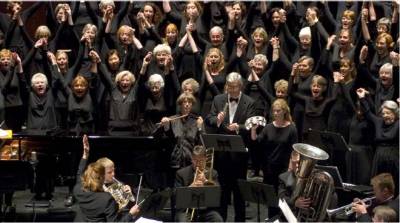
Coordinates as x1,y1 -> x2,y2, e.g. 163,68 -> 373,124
175,186 -> 220,209
200,134 -> 247,153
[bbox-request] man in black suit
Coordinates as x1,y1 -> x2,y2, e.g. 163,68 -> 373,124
205,72 -> 256,222
175,145 -> 223,222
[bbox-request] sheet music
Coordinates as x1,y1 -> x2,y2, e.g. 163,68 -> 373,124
135,217 -> 162,223
278,198 -> 298,223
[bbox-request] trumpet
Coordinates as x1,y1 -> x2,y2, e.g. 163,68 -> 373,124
326,196 -> 376,217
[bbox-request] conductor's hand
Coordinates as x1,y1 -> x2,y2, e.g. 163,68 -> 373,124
295,197 -> 312,209
227,123 -> 239,133
129,204 -> 140,216
196,116 -> 203,129
217,112 -> 225,126
82,134 -> 89,159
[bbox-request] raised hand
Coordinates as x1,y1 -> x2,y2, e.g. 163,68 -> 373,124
47,52 -> 57,65
12,52 -> 21,66
34,38 -> 44,48
359,45 -> 368,63
356,88 -> 369,98
89,50 -> 101,63
333,71 -> 344,83
326,35 -> 336,50
291,63 -> 299,76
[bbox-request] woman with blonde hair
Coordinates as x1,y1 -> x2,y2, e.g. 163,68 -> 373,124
246,27 -> 269,61
250,98 -> 298,190
74,135 -> 140,221
359,33 -> 394,77
199,48 -> 232,117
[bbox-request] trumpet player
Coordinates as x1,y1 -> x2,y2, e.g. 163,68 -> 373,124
352,173 -> 398,222
175,145 -> 223,222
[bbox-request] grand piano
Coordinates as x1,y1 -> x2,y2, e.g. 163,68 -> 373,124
0,133 -> 174,190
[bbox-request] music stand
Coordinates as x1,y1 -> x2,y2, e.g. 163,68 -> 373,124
319,131 -> 351,152
315,165 -> 344,189
237,179 -> 278,222
139,188 -> 171,218
200,134 -> 247,152
175,186 -> 220,220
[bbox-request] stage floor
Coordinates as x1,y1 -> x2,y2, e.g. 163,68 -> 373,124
3,185 -> 269,222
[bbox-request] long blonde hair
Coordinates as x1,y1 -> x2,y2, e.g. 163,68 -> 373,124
82,162 -> 105,192
272,99 -> 293,123
204,48 -> 225,73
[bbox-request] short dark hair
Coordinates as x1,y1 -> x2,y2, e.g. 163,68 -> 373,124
192,145 -> 206,157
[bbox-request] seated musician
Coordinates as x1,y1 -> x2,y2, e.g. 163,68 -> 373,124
174,145 -> 223,222
372,205 -> 397,222
73,135 -> 140,222
278,151 -> 308,210
352,173 -> 399,222
278,151 -> 337,219
96,157 -> 136,211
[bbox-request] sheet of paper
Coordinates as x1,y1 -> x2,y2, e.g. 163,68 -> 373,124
135,217 -> 162,223
279,198 -> 298,223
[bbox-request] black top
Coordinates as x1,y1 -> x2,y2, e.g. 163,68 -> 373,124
74,158 -> 134,222
361,98 -> 399,146
256,123 -> 298,165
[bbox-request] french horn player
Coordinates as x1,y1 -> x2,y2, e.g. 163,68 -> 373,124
96,157 -> 138,211
175,145 -> 223,222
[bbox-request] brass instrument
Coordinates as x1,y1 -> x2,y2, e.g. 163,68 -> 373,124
187,148 -> 216,221
103,177 -> 135,210
326,196 -> 376,217
291,143 -> 334,222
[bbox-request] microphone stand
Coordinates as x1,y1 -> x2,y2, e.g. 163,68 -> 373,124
25,151 -> 49,222
29,152 -> 38,222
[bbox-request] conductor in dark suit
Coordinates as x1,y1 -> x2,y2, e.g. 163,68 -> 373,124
175,145 -> 223,222
205,72 -> 256,222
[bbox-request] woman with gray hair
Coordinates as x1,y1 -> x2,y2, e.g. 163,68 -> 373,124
357,88 -> 399,195
97,63 -> 140,136
24,72 -> 58,133
138,72 -> 179,136
358,62 -> 399,114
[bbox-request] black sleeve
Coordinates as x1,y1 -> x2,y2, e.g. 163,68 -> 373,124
76,158 -> 88,184
85,1 -> 100,26
97,63 -> 116,91
359,97 -> 380,127
21,2 -> 44,22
